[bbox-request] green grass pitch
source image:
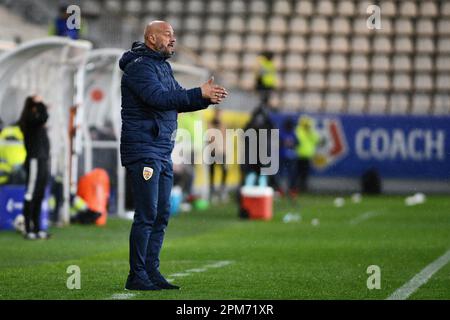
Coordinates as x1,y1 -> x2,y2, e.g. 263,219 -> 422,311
0,194 -> 449,300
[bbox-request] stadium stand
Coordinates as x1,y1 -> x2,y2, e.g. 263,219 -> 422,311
0,0 -> 449,115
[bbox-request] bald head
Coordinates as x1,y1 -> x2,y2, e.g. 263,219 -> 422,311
144,20 -> 176,58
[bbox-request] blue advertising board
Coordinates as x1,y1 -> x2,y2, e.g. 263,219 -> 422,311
0,185 -> 49,231
271,113 -> 450,180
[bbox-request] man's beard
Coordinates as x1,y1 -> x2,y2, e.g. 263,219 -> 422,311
156,43 -> 174,58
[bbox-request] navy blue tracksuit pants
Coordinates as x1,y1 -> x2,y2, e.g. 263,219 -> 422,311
126,158 -> 173,282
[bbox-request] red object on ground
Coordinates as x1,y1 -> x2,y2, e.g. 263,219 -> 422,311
90,88 -> 104,102
240,186 -> 274,220
77,168 -> 110,226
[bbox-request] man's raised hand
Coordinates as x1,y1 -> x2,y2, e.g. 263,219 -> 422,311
200,76 -> 228,104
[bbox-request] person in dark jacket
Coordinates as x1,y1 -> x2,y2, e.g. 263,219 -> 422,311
18,95 -> 51,240
120,20 -> 227,291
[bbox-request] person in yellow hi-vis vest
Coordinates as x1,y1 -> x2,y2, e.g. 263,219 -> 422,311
255,51 -> 278,107
0,123 -> 27,185
295,116 -> 320,193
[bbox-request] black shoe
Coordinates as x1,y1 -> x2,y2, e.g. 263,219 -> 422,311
125,275 -> 161,291
148,271 -> 180,290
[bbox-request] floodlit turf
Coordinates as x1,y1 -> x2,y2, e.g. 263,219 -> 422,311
0,194 -> 449,300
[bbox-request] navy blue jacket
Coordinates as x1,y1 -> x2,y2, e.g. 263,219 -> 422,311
119,42 -> 211,166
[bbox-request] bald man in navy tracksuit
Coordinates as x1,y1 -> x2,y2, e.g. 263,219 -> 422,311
120,21 -> 227,291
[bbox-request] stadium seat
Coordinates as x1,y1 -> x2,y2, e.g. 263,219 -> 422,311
348,93 -> 366,113
247,16 -> 266,34
181,33 -> 200,50
379,18 -> 393,35
242,53 -> 258,70
223,34 -> 243,52
399,1 -> 417,17
416,19 -> 435,36
327,72 -> 347,90
203,34 -> 222,52
201,52 -> 219,70
417,37 -> 435,53
287,35 -> 307,53
283,72 -> 303,90
436,74 -> 450,91
415,74 -> 434,92
371,73 -> 390,91
368,93 -> 388,114
205,16 -> 224,33
269,16 -> 288,35
285,53 -> 305,71
124,0 -> 142,14
249,0 -> 268,14
187,0 -> 204,14
414,56 -> 433,72
306,72 -> 326,89
411,94 -> 432,114
395,37 -> 414,53
166,0 -> 184,14
438,20 -> 450,35
380,1 -> 396,16
239,71 -> 256,90
227,16 -> 246,33
349,73 -> 369,90
307,53 -> 327,71
265,35 -> 286,53
442,2 -> 450,16
316,0 -> 335,16
309,36 -> 328,53
419,1 -> 438,17
392,73 -> 412,91
289,17 -> 309,35
295,0 -> 313,16
229,0 -> 246,14
436,56 -> 450,71
165,16 -> 181,31
273,54 -> 284,70
336,0 -> 355,16
310,17 -> 329,34
245,34 -> 264,52
433,94 -> 450,114
372,55 -> 391,71
389,94 -> 409,114
145,0 -> 164,14
330,36 -> 350,53
373,36 -> 392,53
350,55 -> 369,71
208,0 -> 226,14
353,18 -> 370,35
303,92 -> 323,112
273,0 -> 292,16
324,93 -> 345,113
185,16 -> 202,32
105,0 -> 121,13
395,19 -> 413,35
352,36 -> 370,53
281,92 -> 302,110
392,55 -> 411,72
438,38 -> 450,53
220,52 -> 240,70
332,18 -> 351,35
328,54 -> 348,71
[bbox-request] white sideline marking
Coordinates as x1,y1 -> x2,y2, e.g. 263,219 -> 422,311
349,211 -> 381,225
111,293 -> 136,300
387,249 -> 450,300
108,260 -> 234,299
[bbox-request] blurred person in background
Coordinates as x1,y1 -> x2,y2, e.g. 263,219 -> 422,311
207,109 -> 228,203
0,119 -> 26,185
255,51 -> 278,108
18,95 -> 51,240
119,21 -> 227,291
277,117 -> 299,198
295,116 -> 320,193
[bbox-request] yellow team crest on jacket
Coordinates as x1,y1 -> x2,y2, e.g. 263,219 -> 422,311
143,167 -> 153,180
